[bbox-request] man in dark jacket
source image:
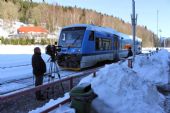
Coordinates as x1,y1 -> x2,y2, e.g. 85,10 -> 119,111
127,47 -> 133,58
32,47 -> 46,100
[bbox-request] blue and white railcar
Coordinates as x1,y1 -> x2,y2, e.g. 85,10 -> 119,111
57,24 -> 142,70
57,24 -> 120,70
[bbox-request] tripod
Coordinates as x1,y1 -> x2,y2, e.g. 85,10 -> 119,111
48,58 -> 64,93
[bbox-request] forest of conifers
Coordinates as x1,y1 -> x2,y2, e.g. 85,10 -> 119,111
1,0 -> 168,47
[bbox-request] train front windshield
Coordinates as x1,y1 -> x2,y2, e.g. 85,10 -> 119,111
59,27 -> 86,48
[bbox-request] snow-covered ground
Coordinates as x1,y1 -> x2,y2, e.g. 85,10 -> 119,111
0,45 -> 75,94
29,93 -> 75,113
0,45 -> 47,82
80,49 -> 169,113
32,49 -> 170,113
0,45 -> 170,113
142,47 -> 170,53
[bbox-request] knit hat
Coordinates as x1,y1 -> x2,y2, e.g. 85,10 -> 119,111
34,47 -> 41,54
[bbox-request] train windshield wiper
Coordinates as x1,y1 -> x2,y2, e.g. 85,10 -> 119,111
69,36 -> 81,47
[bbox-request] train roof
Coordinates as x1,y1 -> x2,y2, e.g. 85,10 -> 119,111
118,32 -> 131,40
62,24 -> 142,42
129,35 -> 142,42
62,24 -> 118,35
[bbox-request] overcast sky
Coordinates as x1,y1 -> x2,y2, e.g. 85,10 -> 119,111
34,0 -> 170,37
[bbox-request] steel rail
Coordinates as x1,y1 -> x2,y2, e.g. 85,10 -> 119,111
0,70 -> 78,95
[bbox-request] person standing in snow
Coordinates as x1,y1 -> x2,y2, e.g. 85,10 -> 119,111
32,47 -> 46,100
127,47 -> 133,58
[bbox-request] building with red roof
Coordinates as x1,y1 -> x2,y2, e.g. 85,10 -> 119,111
17,26 -> 49,43
18,26 -> 48,34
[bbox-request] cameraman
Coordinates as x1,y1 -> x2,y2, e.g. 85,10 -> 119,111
32,47 -> 46,100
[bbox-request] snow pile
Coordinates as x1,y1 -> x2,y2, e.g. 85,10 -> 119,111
29,93 -> 75,113
30,49 -> 169,113
133,49 -> 170,84
87,64 -> 165,113
142,47 -> 170,53
78,49 -> 170,113
55,105 -> 75,113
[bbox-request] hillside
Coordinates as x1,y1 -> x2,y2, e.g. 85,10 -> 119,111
0,0 -> 159,47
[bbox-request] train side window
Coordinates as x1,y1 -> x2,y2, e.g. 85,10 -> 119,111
89,31 -> 94,41
102,38 -> 112,50
95,38 -> 111,51
113,35 -> 119,48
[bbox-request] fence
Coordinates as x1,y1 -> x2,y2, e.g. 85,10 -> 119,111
0,67 -> 98,113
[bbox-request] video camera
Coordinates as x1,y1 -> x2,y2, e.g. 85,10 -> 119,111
45,43 -> 61,61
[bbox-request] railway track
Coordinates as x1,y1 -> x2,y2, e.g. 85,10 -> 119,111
0,51 -> 153,95
0,67 -> 99,113
0,69 -> 78,95
0,63 -> 104,95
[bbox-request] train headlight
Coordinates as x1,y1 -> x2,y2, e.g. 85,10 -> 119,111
72,48 -> 81,53
76,48 -> 81,53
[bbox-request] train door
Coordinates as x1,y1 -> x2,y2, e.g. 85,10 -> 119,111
113,34 -> 120,60
81,30 -> 96,68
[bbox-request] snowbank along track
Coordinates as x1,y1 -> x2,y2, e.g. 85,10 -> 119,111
0,51 -> 156,95
0,50 -> 166,113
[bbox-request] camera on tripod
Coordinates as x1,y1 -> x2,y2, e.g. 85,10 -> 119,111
45,43 -> 64,92
45,42 -> 61,62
